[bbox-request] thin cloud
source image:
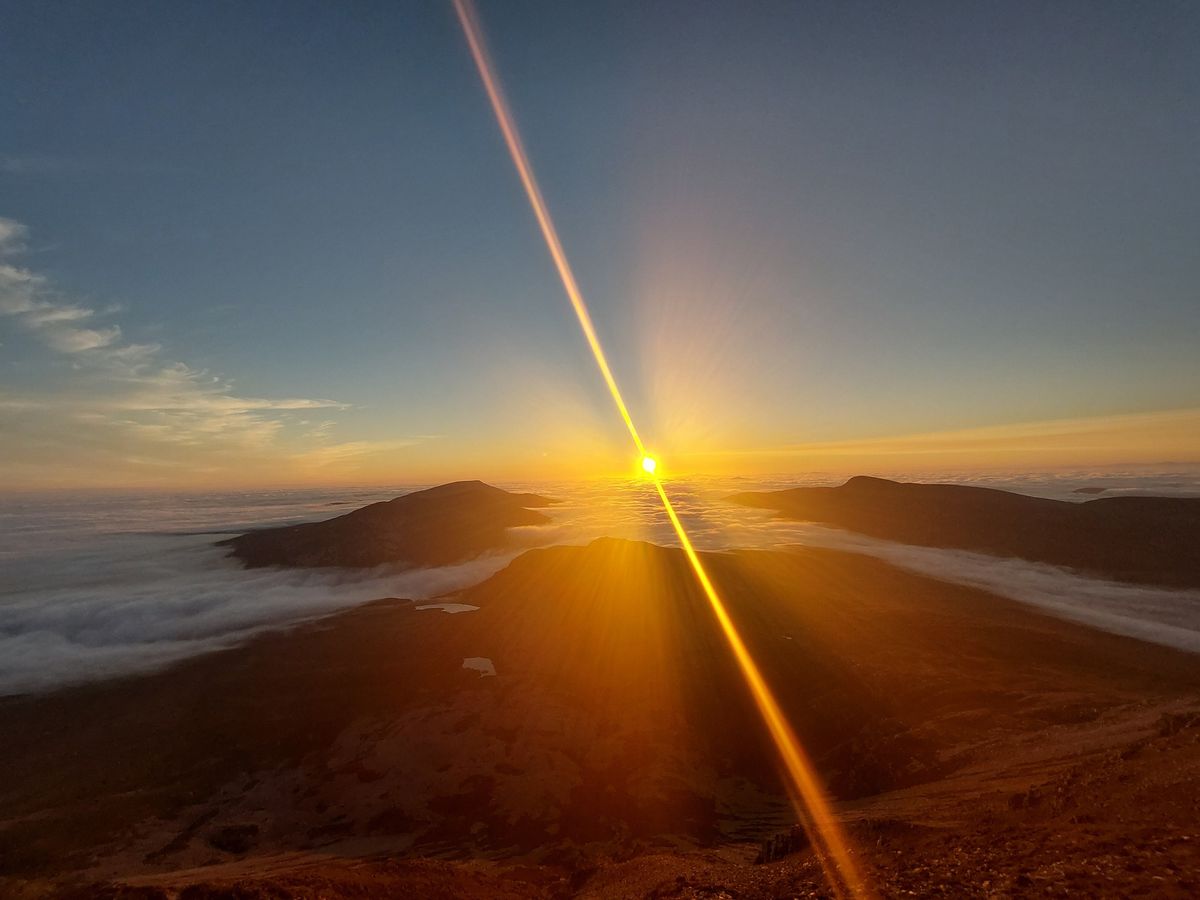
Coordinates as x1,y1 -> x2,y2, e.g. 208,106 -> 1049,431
0,216 -> 418,488
0,217 -> 29,250
44,324 -> 121,353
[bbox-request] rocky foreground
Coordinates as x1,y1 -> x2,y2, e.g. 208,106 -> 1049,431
2,533 -> 1199,897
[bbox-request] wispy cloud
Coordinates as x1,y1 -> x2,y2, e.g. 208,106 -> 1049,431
291,438 -> 426,470
0,217 -> 29,248
0,216 -> 422,488
0,218 -> 123,354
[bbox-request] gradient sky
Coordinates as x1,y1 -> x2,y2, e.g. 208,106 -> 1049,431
2,0 -> 1198,489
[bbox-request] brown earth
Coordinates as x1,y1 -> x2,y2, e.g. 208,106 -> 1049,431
2,538 -> 1198,898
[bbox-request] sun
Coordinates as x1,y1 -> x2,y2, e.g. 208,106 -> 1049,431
640,455 -> 658,475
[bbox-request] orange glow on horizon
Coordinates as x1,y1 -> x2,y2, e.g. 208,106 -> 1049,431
452,1 -> 870,895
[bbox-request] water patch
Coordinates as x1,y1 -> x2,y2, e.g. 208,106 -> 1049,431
417,602 -> 480,614
463,657 -> 496,677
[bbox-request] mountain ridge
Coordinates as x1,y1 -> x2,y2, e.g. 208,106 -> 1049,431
729,476 -> 1200,588
219,480 -> 554,569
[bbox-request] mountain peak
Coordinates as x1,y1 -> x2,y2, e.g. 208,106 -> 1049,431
221,480 -> 553,569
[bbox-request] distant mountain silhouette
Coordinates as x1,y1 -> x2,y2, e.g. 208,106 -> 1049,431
730,476 -> 1200,588
220,480 -> 553,569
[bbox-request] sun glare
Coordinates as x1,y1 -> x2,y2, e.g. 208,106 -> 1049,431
453,2 -> 868,895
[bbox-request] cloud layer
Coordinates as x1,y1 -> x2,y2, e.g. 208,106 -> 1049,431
3,475 -> 1196,695
0,531 -> 516,695
0,216 -> 418,488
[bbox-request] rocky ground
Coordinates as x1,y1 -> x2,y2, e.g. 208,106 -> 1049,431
2,539 -> 1198,898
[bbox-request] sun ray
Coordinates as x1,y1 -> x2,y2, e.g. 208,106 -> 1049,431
451,2 -> 870,895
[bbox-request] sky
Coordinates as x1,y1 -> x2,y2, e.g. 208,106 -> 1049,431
2,0 -> 1198,489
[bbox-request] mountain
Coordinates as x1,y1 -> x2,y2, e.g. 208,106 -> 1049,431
219,480 -> 554,569
3,538 -> 1199,896
729,476 -> 1200,588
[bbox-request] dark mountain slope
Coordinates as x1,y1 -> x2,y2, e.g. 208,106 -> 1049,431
729,476 -> 1200,588
220,480 -> 553,568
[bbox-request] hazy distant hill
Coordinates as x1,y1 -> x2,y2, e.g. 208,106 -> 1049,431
220,480 -> 553,569
729,476 -> 1200,588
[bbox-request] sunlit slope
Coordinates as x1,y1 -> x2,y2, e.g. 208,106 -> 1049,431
3,538 -> 1199,887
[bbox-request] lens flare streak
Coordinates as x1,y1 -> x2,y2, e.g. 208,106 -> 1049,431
651,478 -> 868,899
452,0 -> 645,459
452,1 -> 868,895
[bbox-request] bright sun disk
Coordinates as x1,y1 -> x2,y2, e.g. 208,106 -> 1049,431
641,456 -> 658,474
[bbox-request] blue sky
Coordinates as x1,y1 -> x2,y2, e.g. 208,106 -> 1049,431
2,1 -> 1198,487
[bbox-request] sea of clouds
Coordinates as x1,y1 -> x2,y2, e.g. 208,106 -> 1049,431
0,488 -> 516,694
2,471 -> 1198,694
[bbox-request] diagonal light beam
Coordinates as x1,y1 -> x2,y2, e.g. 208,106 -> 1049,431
650,478 -> 868,899
452,0 -> 645,459
451,2 -> 869,896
